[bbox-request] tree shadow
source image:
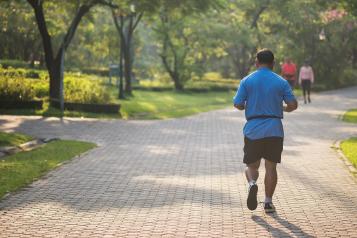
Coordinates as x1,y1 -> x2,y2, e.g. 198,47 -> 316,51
252,214 -> 315,238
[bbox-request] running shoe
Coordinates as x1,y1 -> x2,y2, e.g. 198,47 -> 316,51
264,202 -> 276,213
247,184 -> 258,210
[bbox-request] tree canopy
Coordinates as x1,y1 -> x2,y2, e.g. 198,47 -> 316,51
1,0 -> 356,92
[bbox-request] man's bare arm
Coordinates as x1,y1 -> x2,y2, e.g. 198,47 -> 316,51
283,100 -> 298,112
234,104 -> 245,110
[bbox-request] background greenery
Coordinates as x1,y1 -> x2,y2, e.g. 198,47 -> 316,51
1,0 -> 356,89
0,0 -> 355,119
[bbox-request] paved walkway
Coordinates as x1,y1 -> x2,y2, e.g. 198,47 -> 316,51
0,87 -> 357,237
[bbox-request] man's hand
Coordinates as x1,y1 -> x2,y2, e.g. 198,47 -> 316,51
234,104 -> 245,110
283,100 -> 298,112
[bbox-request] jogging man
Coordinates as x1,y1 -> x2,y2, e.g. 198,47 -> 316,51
233,49 -> 298,213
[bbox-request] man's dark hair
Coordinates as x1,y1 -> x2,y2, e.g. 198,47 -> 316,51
256,49 -> 274,64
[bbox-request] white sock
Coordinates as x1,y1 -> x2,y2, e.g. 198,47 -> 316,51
265,197 -> 272,203
248,180 -> 256,186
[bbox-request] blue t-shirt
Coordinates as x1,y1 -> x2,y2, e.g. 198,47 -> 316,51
233,67 -> 296,140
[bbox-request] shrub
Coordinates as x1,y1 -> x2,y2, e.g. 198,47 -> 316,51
0,59 -> 29,69
33,80 -> 48,98
64,76 -> 111,104
202,72 -> 224,81
341,68 -> 357,87
81,68 -> 109,77
0,67 -> 40,79
0,75 -> 36,101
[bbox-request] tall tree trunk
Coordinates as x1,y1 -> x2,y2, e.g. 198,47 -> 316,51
118,39 -> 125,99
27,0 -> 107,102
112,11 -> 142,96
123,33 -> 132,94
172,72 -> 183,91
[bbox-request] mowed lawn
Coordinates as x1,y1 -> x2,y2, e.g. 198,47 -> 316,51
343,109 -> 357,123
0,131 -> 33,147
0,89 -> 236,120
0,139 -> 95,198
119,90 -> 236,119
341,138 -> 357,169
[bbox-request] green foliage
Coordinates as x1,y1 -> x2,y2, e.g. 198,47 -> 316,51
81,67 -> 109,76
0,68 -> 111,104
0,139 -> 95,198
0,59 -> 30,69
63,76 -> 111,103
341,137 -> 357,168
343,109 -> 357,123
0,75 -> 36,101
341,68 -> 357,86
0,67 -> 43,79
0,131 -> 33,147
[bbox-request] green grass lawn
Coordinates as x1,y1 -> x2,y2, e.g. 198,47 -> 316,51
0,131 -> 33,147
343,109 -> 357,123
341,137 -> 357,168
0,140 -> 95,198
117,89 -> 236,119
0,89 -> 237,120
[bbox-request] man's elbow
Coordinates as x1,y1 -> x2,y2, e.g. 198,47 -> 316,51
234,104 -> 245,110
285,101 -> 298,112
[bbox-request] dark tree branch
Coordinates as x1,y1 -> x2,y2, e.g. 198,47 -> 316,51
58,4 -> 91,55
251,0 -> 270,29
95,0 -> 118,9
132,12 -> 143,31
26,0 -> 54,70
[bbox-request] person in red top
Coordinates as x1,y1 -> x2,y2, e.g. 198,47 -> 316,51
281,58 -> 297,89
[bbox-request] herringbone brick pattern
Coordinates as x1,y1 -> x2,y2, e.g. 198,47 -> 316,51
0,87 -> 357,237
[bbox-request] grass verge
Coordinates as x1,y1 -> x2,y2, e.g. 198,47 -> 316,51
0,140 -> 96,198
343,109 -> 357,123
0,131 -> 33,147
0,89 -> 236,120
341,138 -> 357,169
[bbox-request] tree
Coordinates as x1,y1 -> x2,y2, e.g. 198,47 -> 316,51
154,0 -> 225,90
0,1 -> 41,65
112,6 -> 142,96
26,0 -> 116,103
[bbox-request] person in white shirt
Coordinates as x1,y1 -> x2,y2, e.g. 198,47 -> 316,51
298,61 -> 314,104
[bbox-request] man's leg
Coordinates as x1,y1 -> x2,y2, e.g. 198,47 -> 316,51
265,159 -> 277,198
246,160 -> 261,210
245,160 -> 261,183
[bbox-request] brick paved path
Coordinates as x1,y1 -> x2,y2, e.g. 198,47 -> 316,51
0,87 -> 357,237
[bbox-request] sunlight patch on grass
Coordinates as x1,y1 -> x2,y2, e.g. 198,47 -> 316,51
341,137 -> 357,168
343,109 -> 357,123
0,131 -> 33,147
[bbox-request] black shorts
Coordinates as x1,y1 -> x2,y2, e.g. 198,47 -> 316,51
243,137 -> 283,164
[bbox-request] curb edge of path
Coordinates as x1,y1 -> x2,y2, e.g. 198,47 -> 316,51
333,140 -> 357,178
0,144 -> 98,203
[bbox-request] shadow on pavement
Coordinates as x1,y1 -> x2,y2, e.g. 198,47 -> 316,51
252,214 -> 315,238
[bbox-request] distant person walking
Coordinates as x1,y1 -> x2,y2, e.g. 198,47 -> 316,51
281,58 -> 297,89
299,61 -> 314,104
233,49 -> 298,213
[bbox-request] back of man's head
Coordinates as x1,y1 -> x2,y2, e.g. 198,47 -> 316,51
256,49 -> 274,65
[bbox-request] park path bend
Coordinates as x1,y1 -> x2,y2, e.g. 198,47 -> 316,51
0,87 -> 357,237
